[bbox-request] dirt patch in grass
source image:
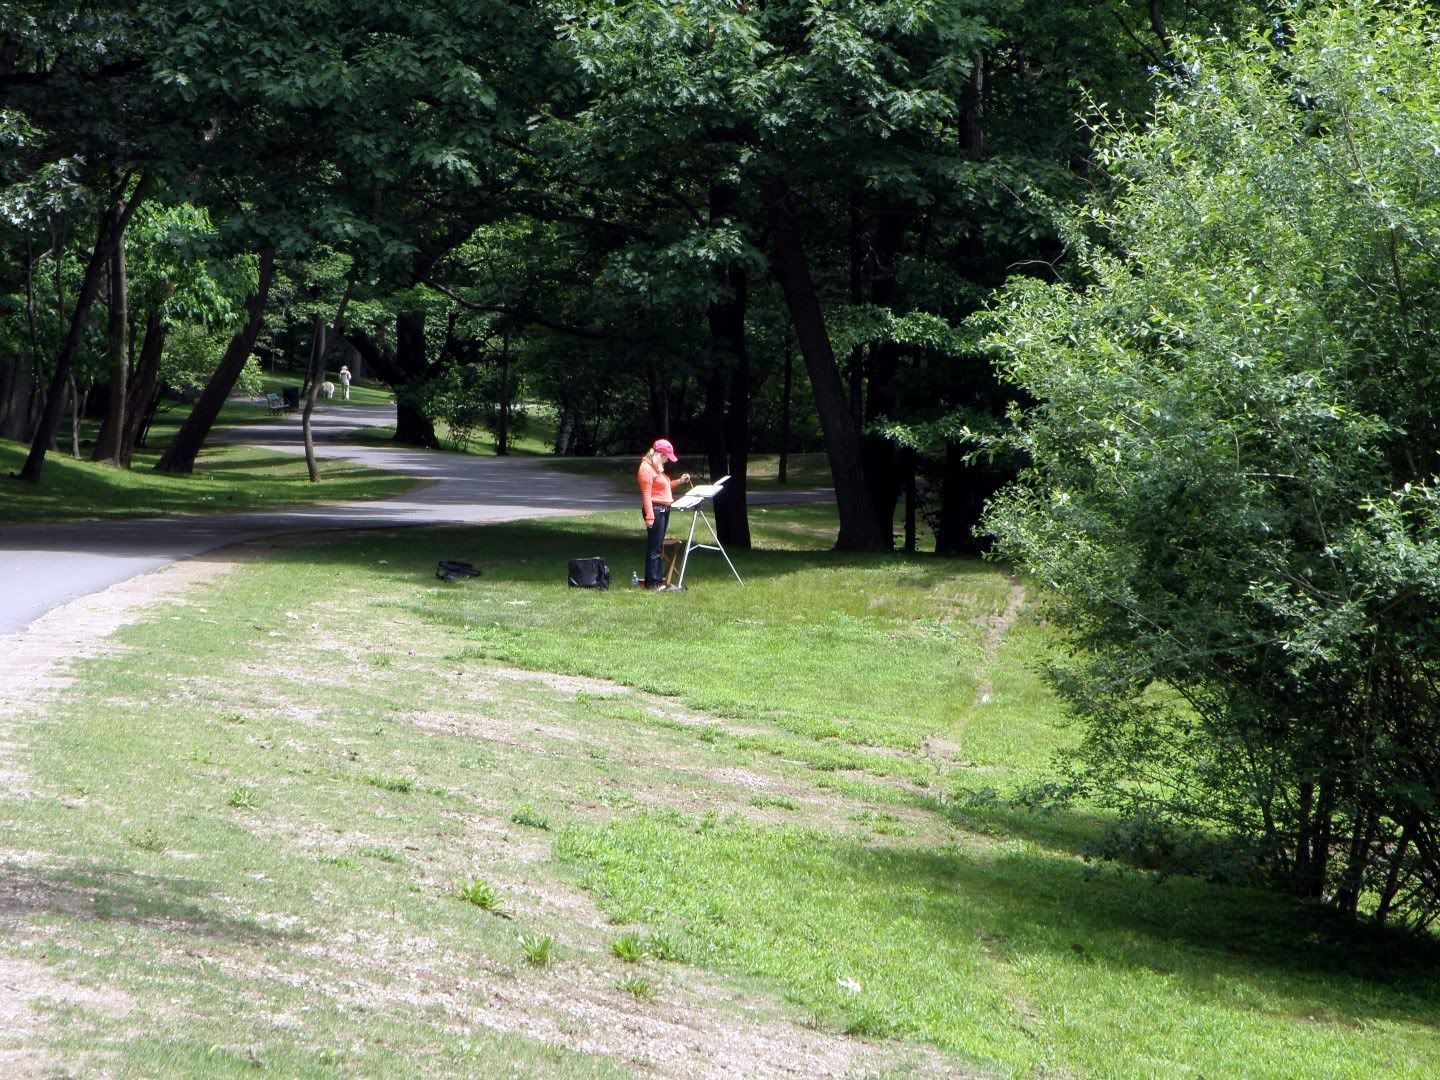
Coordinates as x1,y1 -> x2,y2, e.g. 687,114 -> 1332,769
971,580 -> 1026,708
263,933 -> 968,1080
0,955 -> 132,1080
474,967 -> 966,1080
0,544 -> 279,1071
0,536 -> 991,1076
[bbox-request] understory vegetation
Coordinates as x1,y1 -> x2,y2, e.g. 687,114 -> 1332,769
984,3 -> 1440,928
2,508 -> 1437,1076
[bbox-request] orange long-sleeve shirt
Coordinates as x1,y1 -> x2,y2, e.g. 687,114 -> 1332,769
638,459 -> 677,522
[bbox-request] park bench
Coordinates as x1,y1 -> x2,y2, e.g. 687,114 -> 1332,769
264,392 -> 286,415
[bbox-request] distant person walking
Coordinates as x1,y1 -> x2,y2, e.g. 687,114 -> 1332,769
638,439 -> 690,590
338,365 -> 352,401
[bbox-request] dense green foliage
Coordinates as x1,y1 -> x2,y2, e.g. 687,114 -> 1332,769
2,1 -> 1247,545
985,2 -> 1440,928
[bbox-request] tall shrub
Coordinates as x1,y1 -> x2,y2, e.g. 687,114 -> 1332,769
984,2 -> 1440,929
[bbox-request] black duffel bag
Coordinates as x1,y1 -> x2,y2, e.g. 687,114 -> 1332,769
567,556 -> 610,590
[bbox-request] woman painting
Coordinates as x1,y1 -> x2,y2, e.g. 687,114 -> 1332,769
637,438 -> 691,590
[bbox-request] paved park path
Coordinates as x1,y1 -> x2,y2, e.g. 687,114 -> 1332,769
0,403 -> 831,634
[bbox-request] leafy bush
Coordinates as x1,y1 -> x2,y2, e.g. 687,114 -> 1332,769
984,3 -> 1440,929
610,932 -> 648,963
616,975 -> 655,1003
519,932 -> 555,968
455,878 -> 501,911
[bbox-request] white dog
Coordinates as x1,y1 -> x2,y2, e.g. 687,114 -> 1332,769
320,381 -> 335,399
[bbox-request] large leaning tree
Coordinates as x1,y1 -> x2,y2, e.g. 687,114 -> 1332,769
147,0 -> 545,470
984,1 -> 1440,928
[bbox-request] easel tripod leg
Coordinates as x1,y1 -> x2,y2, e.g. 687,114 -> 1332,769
702,510 -> 744,586
676,510 -> 701,589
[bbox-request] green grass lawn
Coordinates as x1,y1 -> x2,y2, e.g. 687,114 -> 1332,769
1,378 -> 413,525
0,438 -> 415,525
2,507 -> 1437,1076
347,418 -> 555,458
252,370 -> 397,409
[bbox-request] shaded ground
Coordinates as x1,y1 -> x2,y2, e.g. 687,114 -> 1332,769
0,403 -> 830,634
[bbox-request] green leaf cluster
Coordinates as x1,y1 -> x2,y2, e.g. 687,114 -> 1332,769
984,1 -> 1440,928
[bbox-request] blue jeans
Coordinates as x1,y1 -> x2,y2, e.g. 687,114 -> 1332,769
644,506 -> 670,587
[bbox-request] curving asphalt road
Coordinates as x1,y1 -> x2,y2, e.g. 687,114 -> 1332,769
0,401 -> 833,634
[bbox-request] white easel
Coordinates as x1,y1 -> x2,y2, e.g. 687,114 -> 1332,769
670,475 -> 744,588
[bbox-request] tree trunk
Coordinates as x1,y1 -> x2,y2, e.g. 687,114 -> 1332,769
553,405 -> 574,454
119,309 -> 166,466
862,211 -> 907,543
496,330 -> 511,456
903,450 -> 918,553
302,287 -> 353,481
778,344 -> 793,485
350,311 -> 439,449
1374,816 -> 1415,925
0,356 -> 18,442
936,440 -> 983,555
644,363 -> 666,438
68,376 -> 83,458
722,335 -> 751,549
932,56 -> 997,552
712,269 -> 751,550
704,183 -> 753,548
394,309 -> 439,448
847,197 -> 865,426
302,314 -> 326,482
0,32 -> 19,76
20,174 -> 150,483
0,238 -> 39,440
702,369 -> 727,485
762,177 -> 885,551
93,231 -> 129,464
155,246 -> 275,474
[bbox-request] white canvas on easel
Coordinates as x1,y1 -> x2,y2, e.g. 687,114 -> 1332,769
671,475 -> 743,588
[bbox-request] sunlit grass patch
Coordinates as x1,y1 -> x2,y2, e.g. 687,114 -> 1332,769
557,811 -> 1440,1077
399,509 -> 1035,765
0,436 -> 414,525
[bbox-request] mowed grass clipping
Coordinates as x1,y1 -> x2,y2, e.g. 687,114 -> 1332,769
405,506 -> 1044,763
556,812 -> 1440,1077
3,503 -> 1438,1076
0,438 -> 414,523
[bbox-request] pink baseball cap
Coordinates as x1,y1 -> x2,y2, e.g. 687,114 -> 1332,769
652,438 -> 678,462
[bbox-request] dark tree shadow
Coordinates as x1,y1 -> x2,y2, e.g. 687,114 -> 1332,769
0,862 -> 308,946
827,839 -> 1440,1030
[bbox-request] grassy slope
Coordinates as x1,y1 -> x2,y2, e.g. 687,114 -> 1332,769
2,508 -> 1436,1077
0,379 -> 412,524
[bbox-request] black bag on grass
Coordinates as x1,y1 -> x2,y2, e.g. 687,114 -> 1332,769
436,559 -> 481,581
567,557 -> 610,590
